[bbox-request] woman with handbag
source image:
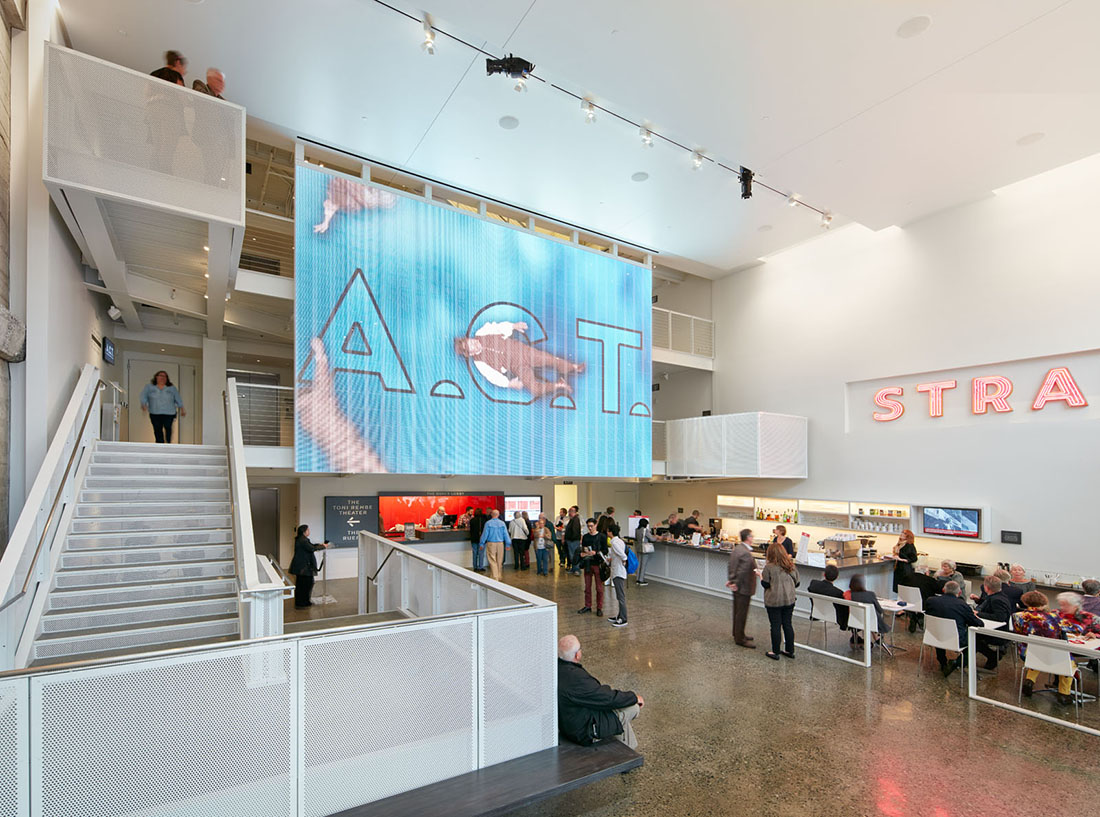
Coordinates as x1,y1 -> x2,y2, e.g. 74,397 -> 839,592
289,524 -> 331,609
635,517 -> 656,586
760,542 -> 800,659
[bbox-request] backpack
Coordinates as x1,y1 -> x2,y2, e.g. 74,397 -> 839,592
626,546 -> 639,576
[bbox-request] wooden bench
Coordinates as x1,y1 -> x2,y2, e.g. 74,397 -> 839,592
331,740 -> 643,817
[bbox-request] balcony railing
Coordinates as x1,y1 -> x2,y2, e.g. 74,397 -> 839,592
652,307 -> 714,358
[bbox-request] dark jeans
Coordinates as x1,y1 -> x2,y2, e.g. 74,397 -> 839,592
566,540 -> 581,571
294,573 -> 314,607
766,604 -> 795,654
150,413 -> 175,443
535,548 -> 550,574
515,540 -> 530,569
555,537 -> 567,565
470,542 -> 485,570
732,593 -> 752,643
613,576 -> 627,623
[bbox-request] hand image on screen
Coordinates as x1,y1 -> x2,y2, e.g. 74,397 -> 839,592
313,175 -> 397,234
453,319 -> 585,400
298,337 -> 388,473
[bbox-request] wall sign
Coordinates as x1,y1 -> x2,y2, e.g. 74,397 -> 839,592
848,350 -> 1100,431
324,496 -> 379,549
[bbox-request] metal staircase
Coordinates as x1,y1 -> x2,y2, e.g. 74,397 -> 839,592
29,441 -> 241,666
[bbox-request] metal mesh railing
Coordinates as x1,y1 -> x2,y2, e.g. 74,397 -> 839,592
236,384 -> 294,447
651,306 -> 714,358
44,44 -> 245,225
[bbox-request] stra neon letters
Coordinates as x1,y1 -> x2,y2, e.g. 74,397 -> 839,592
916,380 -> 957,418
1031,366 -> 1088,410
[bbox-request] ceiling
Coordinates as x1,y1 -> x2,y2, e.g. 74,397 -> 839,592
59,0 -> 1100,276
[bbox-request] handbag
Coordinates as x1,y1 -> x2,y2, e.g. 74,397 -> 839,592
598,557 -> 611,583
641,536 -> 655,554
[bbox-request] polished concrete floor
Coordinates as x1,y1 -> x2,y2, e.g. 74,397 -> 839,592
493,563 -> 1100,817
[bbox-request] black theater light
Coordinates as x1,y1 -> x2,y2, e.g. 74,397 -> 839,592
486,55 -> 535,80
739,166 -> 754,199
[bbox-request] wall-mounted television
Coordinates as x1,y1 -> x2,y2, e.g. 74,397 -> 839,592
101,337 -> 115,365
923,506 -> 981,538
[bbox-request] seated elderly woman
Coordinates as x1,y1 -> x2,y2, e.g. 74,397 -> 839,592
1012,591 -> 1074,704
1008,564 -> 1037,593
1055,592 -> 1100,637
1082,579 -> 1100,616
933,559 -> 966,591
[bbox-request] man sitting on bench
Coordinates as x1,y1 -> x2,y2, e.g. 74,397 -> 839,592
557,634 -> 644,749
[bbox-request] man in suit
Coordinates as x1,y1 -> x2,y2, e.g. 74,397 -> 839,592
726,528 -> 758,648
975,575 -> 1014,670
808,564 -> 849,630
557,635 -> 643,748
924,581 -> 983,678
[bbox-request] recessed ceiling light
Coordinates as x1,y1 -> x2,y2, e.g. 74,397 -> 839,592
498,116 -> 519,130
1016,131 -> 1045,147
117,27 -> 127,36
631,172 -> 649,182
161,348 -> 166,352
896,16 -> 932,38
758,224 -> 773,233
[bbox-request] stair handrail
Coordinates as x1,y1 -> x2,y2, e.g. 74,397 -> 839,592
223,378 -> 261,592
0,365 -> 103,668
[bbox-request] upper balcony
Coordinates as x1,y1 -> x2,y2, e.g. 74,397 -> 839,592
44,43 -> 247,337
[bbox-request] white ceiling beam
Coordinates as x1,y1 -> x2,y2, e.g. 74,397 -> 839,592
205,223 -> 233,338
114,326 -> 203,350
127,273 -> 207,318
65,189 -> 143,330
235,268 -> 293,301
223,304 -> 293,341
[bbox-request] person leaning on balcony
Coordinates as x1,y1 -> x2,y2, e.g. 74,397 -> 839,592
192,68 -> 225,99
289,525 -> 330,609
150,49 -> 187,85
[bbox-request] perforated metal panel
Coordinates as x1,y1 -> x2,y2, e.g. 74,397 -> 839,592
669,312 -> 694,354
31,643 -> 295,817
692,317 -> 714,357
299,619 -> 477,816
0,678 -> 27,817
478,607 -> 557,767
666,547 -> 708,586
44,44 -> 244,225
758,413 -> 809,478
723,413 -> 760,476
706,551 -> 731,592
652,421 -> 667,461
651,308 -> 671,349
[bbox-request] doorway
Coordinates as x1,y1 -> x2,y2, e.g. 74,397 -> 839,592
127,359 -> 198,444
553,484 -> 578,517
249,487 -> 280,562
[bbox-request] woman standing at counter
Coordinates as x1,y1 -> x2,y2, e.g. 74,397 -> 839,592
760,543 -> 800,660
635,518 -> 656,586
770,525 -> 795,557
891,529 -> 918,592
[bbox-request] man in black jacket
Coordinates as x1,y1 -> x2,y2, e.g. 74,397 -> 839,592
975,575 -> 1014,670
924,581 -> 983,677
807,564 -> 849,630
557,635 -> 643,748
900,570 -> 943,632
564,506 -> 583,574
469,509 -> 486,572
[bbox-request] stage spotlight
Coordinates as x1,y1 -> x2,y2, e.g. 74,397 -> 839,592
639,126 -> 653,147
739,166 -> 754,199
786,193 -> 800,207
486,54 -> 535,80
821,211 -> 834,229
422,25 -> 435,55
514,76 -> 527,92
582,100 -> 596,123
691,151 -> 704,170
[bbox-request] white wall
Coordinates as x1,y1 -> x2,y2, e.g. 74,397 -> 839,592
652,266 -> 713,319
706,152 -> 1100,576
652,369 -> 713,420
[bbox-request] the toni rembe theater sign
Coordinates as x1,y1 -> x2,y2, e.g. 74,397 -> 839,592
847,351 -> 1099,429
293,166 -> 651,478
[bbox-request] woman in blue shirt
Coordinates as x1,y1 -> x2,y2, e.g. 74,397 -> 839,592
140,370 -> 186,443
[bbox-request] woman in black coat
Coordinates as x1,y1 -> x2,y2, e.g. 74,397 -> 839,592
891,529 -> 918,592
289,524 -> 330,608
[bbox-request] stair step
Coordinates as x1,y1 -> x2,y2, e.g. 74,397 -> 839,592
60,544 -> 235,570
87,463 -> 229,477
41,597 -> 239,635
83,475 -> 229,490
96,442 -> 225,455
47,578 -> 238,610
80,488 -> 231,503
32,616 -> 240,663
66,529 -> 233,550
75,501 -> 232,517
52,560 -> 236,589
30,634 -> 239,668
91,451 -> 227,465
71,515 -> 232,534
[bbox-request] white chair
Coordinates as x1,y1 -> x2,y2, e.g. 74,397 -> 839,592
919,615 -> 968,687
848,604 -> 888,657
897,584 -> 924,625
964,579 -> 974,599
809,597 -> 846,649
1019,642 -> 1081,718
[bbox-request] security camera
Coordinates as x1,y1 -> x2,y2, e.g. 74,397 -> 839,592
107,305 -> 122,321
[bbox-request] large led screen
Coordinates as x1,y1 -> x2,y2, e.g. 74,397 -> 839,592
294,166 -> 652,476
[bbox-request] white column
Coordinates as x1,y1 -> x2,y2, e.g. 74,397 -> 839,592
202,337 -> 227,446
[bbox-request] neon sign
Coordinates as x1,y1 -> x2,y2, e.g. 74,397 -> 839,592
873,367 -> 1088,422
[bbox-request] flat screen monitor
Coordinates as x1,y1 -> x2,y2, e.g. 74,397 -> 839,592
102,337 -> 115,365
505,495 -> 542,520
923,507 -> 980,538
442,514 -> 458,526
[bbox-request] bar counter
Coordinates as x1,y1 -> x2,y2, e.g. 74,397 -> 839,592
645,540 -> 896,617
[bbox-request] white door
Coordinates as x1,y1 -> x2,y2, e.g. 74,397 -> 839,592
127,360 -> 195,444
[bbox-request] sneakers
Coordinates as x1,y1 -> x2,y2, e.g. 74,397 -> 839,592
611,619 -> 628,628
607,615 -> 618,622
636,580 -> 649,586
577,606 -> 592,615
